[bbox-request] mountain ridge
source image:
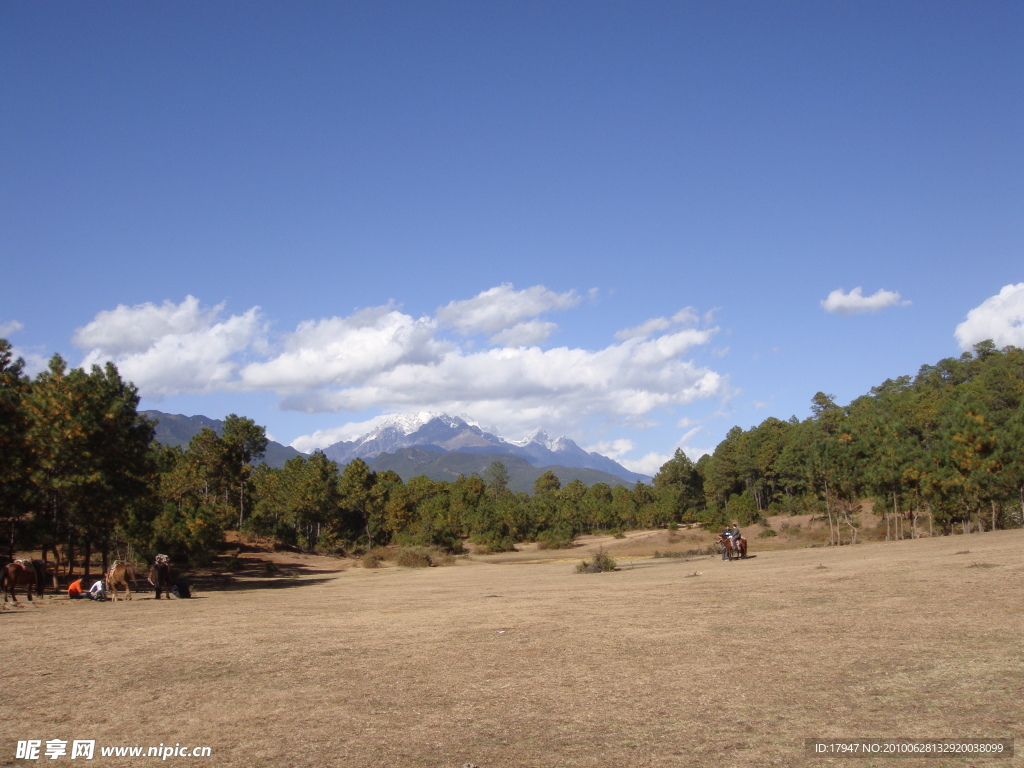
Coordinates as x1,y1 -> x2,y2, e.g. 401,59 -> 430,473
321,412 -> 650,484
142,410 -> 306,469
143,410 -> 653,486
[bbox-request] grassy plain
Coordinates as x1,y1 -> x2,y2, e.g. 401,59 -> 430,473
1,529 -> 1021,768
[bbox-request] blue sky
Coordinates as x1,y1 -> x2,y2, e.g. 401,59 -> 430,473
2,1 -> 1021,475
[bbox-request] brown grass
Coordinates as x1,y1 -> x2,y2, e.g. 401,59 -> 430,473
1,529 -> 1021,767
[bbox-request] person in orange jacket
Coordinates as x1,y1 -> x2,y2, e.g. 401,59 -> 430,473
68,576 -> 86,599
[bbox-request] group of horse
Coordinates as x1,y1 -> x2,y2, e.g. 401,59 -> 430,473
1,554 -> 173,604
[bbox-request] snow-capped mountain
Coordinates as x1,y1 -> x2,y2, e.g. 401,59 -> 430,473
321,413 -> 649,484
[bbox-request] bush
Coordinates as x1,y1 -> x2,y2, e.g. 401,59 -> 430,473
395,548 -> 433,568
361,552 -> 383,568
576,547 -> 617,573
758,527 -> 777,538
470,533 -> 518,553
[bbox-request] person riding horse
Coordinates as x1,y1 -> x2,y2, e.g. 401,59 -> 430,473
719,523 -> 746,560
720,527 -> 734,560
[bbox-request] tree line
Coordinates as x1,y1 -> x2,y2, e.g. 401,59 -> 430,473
695,341 -> 1024,543
3,338 -> 1022,572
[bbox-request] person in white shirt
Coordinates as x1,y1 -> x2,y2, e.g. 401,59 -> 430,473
88,578 -> 107,600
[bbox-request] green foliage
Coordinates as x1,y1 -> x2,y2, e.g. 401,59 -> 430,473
469,532 -> 518,553
5,336 -> 1022,573
536,526 -> 575,549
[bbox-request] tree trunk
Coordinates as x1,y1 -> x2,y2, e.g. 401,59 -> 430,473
823,480 -> 836,546
991,500 -> 997,532
48,545 -> 60,587
844,506 -> 858,545
83,539 -> 92,577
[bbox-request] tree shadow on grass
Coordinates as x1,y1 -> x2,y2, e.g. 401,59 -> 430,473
190,574 -> 340,592
186,557 -> 345,593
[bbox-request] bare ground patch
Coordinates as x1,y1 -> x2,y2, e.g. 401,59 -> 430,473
1,530 -> 1021,767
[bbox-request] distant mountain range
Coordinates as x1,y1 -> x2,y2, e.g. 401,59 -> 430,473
143,410 -> 651,488
321,412 -> 650,485
142,411 -> 305,469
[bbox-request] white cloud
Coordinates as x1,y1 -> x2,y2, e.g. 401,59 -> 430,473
955,283 -> 1024,351
75,289 -> 728,458
73,296 -> 226,355
283,323 -> 724,440
239,306 -> 446,392
489,320 -> 558,347
74,297 -> 265,396
619,451 -> 672,476
821,287 -> 909,315
615,307 -> 698,340
290,414 -> 397,453
436,283 -> 580,339
618,428 -> 706,476
586,439 -> 635,461
0,320 -> 24,337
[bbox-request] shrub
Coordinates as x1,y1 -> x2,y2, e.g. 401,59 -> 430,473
576,547 -> 617,573
361,552 -> 383,568
425,547 -> 456,565
758,527 -> 777,538
471,533 -> 518,553
395,548 -> 433,568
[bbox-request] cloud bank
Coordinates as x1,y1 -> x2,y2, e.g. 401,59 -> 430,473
0,319 -> 24,337
955,283 -> 1024,351
73,285 -> 726,450
75,297 -> 266,396
821,287 -> 909,315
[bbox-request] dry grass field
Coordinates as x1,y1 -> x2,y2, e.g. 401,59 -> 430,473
2,529 -> 1021,768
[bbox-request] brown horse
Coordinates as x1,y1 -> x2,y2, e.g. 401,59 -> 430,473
106,562 -> 139,601
148,555 -> 171,600
1,560 -> 44,603
718,534 -> 748,561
